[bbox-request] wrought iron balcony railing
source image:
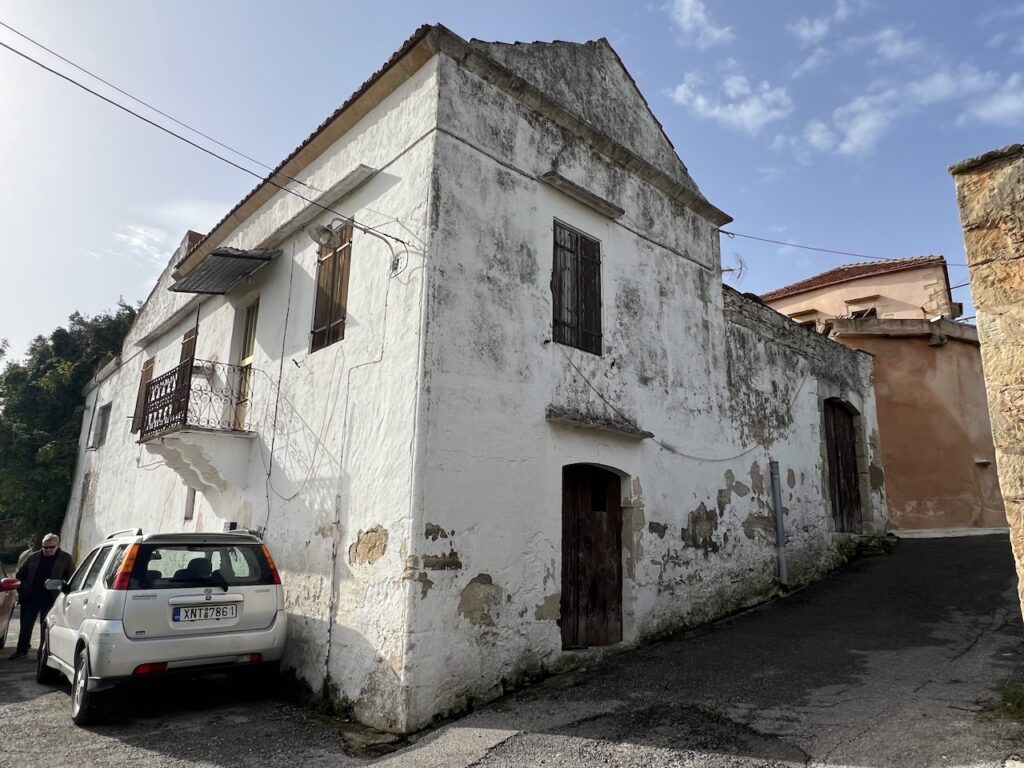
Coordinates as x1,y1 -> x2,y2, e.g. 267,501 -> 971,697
140,358 -> 255,440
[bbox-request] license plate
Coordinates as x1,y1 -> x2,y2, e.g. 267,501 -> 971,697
173,605 -> 238,622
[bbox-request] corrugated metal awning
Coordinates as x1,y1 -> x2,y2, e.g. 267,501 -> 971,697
170,248 -> 280,294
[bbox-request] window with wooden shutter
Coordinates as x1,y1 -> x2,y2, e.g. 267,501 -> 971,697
180,326 -> 198,364
311,224 -> 353,352
131,357 -> 155,434
552,221 -> 602,355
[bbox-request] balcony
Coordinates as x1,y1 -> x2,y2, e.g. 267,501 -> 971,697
139,359 -> 257,495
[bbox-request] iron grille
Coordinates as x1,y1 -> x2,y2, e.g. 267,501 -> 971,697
140,359 -> 255,440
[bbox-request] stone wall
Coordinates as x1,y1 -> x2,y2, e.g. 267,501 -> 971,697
950,144 -> 1024,612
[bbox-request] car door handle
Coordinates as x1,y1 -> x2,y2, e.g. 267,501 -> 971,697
82,598 -> 89,606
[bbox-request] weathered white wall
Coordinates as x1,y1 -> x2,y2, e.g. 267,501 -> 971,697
62,55 -> 441,731
399,48 -> 884,730
62,34 -> 886,736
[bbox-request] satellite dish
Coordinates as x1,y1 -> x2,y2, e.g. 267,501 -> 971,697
305,223 -> 343,249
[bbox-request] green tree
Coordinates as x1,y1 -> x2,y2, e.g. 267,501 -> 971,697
0,301 -> 137,544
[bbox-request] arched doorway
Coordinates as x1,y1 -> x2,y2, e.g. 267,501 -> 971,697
824,399 -> 863,534
561,464 -> 622,648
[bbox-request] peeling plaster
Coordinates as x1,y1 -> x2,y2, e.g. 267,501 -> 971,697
685,502 -> 720,557
425,522 -> 449,541
742,513 -> 775,544
458,573 -> 503,626
648,521 -> 668,539
534,592 -> 560,620
349,526 -> 389,565
423,549 -> 463,570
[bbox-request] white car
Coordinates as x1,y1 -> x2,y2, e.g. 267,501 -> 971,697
38,529 -> 287,725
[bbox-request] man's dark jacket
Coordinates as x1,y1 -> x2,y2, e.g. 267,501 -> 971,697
15,548 -> 75,602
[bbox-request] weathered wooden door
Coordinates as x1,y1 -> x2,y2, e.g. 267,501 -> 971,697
824,400 -> 862,533
561,464 -> 622,648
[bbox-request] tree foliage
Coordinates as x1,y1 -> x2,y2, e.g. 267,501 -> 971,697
0,301 -> 137,543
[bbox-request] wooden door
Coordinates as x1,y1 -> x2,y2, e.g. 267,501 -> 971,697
561,465 -> 622,648
824,400 -> 862,533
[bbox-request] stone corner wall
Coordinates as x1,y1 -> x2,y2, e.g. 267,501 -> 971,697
950,144 -> 1024,613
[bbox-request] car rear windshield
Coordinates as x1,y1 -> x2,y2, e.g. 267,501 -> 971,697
128,543 -> 275,590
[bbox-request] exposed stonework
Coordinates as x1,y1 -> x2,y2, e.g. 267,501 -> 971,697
950,144 -> 1024,617
349,526 -> 389,565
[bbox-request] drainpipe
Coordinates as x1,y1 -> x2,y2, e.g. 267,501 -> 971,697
769,460 -> 788,586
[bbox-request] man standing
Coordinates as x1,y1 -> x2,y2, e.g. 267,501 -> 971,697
9,533 -> 75,660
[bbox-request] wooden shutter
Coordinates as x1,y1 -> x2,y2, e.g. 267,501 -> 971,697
311,225 -> 353,352
578,235 -> 602,355
131,357 -> 156,433
180,326 -> 198,364
551,222 -> 601,355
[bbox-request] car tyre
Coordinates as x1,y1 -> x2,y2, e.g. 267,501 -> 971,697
71,647 -> 101,726
36,630 -> 60,685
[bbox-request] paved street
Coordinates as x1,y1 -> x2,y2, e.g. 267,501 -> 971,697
2,534 -> 1023,767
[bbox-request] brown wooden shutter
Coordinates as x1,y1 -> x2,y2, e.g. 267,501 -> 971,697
311,225 -> 353,352
578,234 -> 602,355
180,326 -> 198,364
131,357 -> 155,434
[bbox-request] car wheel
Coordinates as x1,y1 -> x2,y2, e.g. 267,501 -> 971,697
71,647 -> 101,726
36,630 -> 60,685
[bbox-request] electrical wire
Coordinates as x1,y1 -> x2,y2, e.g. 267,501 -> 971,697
555,343 -> 809,463
0,38 -> 409,248
719,229 -> 968,268
0,20 -> 313,191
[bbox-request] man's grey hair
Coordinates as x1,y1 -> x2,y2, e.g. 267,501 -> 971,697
41,533 -> 60,545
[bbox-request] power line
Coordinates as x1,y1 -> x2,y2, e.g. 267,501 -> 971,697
719,229 -> 968,267
0,19 -> 313,191
0,37 -> 408,248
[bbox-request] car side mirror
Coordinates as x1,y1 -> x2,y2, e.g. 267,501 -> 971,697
0,577 -> 19,592
44,578 -> 67,593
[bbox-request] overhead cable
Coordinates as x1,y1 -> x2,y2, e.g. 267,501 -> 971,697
0,19 -> 313,191
719,229 -> 968,267
0,38 -> 408,247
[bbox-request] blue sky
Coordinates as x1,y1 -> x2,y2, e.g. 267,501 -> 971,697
1,1 -> 1021,361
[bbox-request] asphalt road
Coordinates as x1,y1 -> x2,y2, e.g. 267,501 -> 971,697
2,534 -> 1023,768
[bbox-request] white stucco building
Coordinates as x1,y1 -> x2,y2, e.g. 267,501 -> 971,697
63,24 -> 886,733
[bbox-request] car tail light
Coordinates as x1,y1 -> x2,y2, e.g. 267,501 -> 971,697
261,544 -> 282,585
111,544 -> 140,590
132,662 -> 167,676
248,653 -> 262,664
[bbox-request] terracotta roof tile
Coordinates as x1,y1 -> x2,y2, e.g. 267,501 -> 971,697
760,255 -> 947,302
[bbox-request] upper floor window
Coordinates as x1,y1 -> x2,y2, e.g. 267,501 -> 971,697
90,403 -> 112,448
552,221 -> 602,356
311,224 -> 353,353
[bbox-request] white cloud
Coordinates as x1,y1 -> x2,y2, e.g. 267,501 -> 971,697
832,90 -> 899,155
758,167 -> 785,183
112,223 -> 178,269
668,0 -> 735,49
789,16 -> 831,46
978,3 -> 1024,25
793,48 -> 832,78
787,0 -> 867,48
804,120 -> 837,151
845,27 -> 928,62
906,67 -> 999,105
963,73 -> 1024,124
671,72 -> 792,134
